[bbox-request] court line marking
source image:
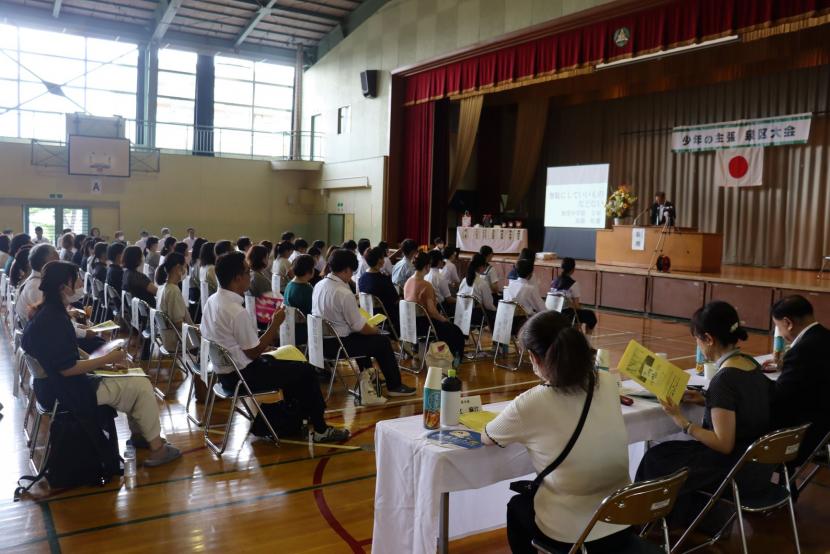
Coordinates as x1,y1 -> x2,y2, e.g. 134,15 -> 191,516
40,501 -> 61,554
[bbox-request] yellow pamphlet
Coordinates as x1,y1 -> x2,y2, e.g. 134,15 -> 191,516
458,410 -> 498,433
266,345 -> 308,363
618,340 -> 689,405
89,320 -> 120,332
94,368 -> 147,377
359,308 -> 387,327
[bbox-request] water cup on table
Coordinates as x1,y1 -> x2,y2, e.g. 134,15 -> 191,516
655,352 -> 668,360
595,348 -> 611,371
703,362 -> 718,381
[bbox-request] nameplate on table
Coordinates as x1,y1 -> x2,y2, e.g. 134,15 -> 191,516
459,395 -> 482,414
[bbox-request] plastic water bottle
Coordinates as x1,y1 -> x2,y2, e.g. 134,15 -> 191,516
695,345 -> 705,376
124,445 -> 137,489
595,348 -> 610,372
423,367 -> 442,430
773,326 -> 786,367
440,369 -> 462,427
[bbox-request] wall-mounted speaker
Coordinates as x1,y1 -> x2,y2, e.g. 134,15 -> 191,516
360,70 -> 378,98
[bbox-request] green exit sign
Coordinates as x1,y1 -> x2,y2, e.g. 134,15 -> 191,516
49,193 -> 64,199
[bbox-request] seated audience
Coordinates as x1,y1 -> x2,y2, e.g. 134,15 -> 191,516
113,230 -> 126,243
392,238 -> 418,289
6,233 -> 31,274
321,245 -> 338,277
551,258 -> 597,335
105,242 -> 126,290
199,241 -> 218,296
237,236 -> 252,254
311,240 -> 326,273
431,236 -> 446,252
483,311 -> 632,553
159,236 -> 177,265
155,253 -> 193,352
214,240 -> 233,258
767,295 -> 830,466
32,226 -> 49,245
271,241 -> 294,293
424,249 -> 453,306
89,227 -> 101,239
183,228 -> 196,250
23,261 -> 181,466
247,245 -> 272,298
59,233 -> 75,262
355,238 -> 372,282
504,259 -> 546,315
440,246 -> 460,287
16,243 -> 60,325
378,240 -> 394,276
404,252 -> 465,365
280,231 -> 295,242
79,237 -> 95,271
479,245 -> 500,294
313,249 -> 415,403
0,235 -> 10,271
71,234 -> 86,266
283,254 -> 315,345
507,248 -> 535,280
342,239 -> 357,253
458,253 -> 497,329
143,236 -> 161,280
358,246 -> 401,333
636,301 -> 774,526
160,227 -> 171,240
135,230 -> 149,251
90,242 -> 109,284
289,238 -> 308,263
10,246 -> 32,288
201,252 -> 348,443
122,245 -> 157,308
307,246 -> 323,286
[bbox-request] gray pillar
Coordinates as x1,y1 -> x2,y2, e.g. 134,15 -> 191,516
135,43 -> 158,148
291,47 -> 303,160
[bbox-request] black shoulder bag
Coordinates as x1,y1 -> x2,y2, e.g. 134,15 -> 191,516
509,384 -> 594,506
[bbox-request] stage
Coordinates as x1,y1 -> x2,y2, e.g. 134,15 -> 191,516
458,253 -> 830,331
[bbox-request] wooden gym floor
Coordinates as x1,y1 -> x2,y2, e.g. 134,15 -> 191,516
1,310 -> 828,553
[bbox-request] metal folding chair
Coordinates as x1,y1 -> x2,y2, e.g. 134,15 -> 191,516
533,468 -> 689,554
454,293 -> 490,360
491,300 -> 529,371
399,300 -> 442,374
306,314 -> 376,404
672,423 -> 811,554
181,323 -> 207,426
149,308 -> 186,398
129,296 -> 151,365
91,278 -> 107,323
789,428 -> 830,494
201,338 -> 281,456
105,284 -> 123,324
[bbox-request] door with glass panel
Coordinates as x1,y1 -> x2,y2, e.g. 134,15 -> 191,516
24,206 -> 90,245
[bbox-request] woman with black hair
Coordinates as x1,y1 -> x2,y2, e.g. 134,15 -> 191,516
0,234 -> 11,272
143,236 -> 160,280
22,261 -> 180,466
105,242 -> 126,290
122,245 -> 157,307
6,233 -> 31,274
199,241 -> 218,296
271,240 -> 294,294
90,242 -> 109,284
59,233 -> 75,262
636,301 -> 774,527
507,248 -> 536,280
155,252 -> 193,352
458,253 -> 496,329
404,252 -> 465,365
10,246 -> 32,288
478,245 -> 500,294
71,234 -> 86,266
551,257 -> 597,335
159,236 -> 177,265
482,311 -> 632,553
247,245 -> 272,298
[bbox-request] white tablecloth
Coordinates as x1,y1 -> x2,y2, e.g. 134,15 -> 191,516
372,361 -> 777,554
456,227 -> 528,254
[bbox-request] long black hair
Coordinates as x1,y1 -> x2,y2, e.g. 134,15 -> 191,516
156,252 -> 185,285
519,310 -> 596,393
690,301 -> 748,347
465,253 -> 486,287
37,261 -> 79,309
10,247 -> 32,287
144,236 -> 159,257
160,236 -> 177,256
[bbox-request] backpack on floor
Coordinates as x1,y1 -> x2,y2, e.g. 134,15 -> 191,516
254,399 -> 306,439
14,407 -> 123,500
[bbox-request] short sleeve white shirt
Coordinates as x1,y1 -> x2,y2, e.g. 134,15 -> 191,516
311,274 -> 365,337
504,277 -> 546,315
425,268 -> 450,303
440,260 -> 460,286
200,288 -> 260,373
458,274 -> 496,311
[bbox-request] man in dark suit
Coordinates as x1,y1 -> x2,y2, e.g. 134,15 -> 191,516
767,295 -> 830,466
649,191 -> 675,226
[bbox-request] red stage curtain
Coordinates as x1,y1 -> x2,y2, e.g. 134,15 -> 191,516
582,21 -> 607,64
516,42 -> 536,79
735,0 -> 774,29
461,58 -> 478,92
700,0 -> 735,39
496,47 -> 516,84
666,0 -> 699,46
605,16 -> 636,61
478,52 -> 497,88
558,29 -> 581,70
401,102 -> 435,244
446,63 -> 462,95
536,35 -> 558,75
636,6 -> 667,54
777,0 -> 817,19
429,67 -> 446,99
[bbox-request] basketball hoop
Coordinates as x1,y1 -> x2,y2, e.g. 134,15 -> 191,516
88,153 -> 112,174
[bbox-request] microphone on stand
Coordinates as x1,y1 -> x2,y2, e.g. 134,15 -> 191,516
632,205 -> 652,226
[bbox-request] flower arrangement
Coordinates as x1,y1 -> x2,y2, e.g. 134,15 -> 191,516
605,185 -> 637,218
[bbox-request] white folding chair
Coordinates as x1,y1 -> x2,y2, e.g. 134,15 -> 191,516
271,273 -> 281,295
454,293 -> 488,359
399,300 -> 440,374
149,308 -> 186,398
491,300 -> 528,371
307,314 -> 375,404
545,292 -> 565,312
200,281 -> 210,312
181,323 -> 207,426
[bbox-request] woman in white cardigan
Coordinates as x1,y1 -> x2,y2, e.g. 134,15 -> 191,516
483,311 -> 632,553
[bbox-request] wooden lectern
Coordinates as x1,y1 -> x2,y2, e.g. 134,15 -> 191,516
595,225 -> 723,273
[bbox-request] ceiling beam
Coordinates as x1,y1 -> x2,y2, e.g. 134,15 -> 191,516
52,0 -> 63,18
151,0 -> 184,42
235,0 -> 277,47
229,0 -> 341,24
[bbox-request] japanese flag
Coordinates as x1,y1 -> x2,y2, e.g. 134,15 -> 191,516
716,147 -> 763,188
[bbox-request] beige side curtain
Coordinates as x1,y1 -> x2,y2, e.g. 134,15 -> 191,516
507,97 -> 549,211
448,94 -> 484,200
542,64 -> 830,269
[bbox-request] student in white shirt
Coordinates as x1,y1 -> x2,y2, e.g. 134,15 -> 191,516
311,240 -> 326,273
312,249 -> 415,403
32,226 -> 50,245
504,259 -> 546,315
391,238 -> 418,289
551,257 -> 597,334
483,311 -> 632,552
479,245 -> 501,294
155,253 -> 193,352
378,240 -> 394,276
458,253 -> 496,329
289,238 -> 308,263
271,241 -> 294,294
182,228 -> 196,251
135,230 -> 150,251
200,251 -> 349,443
440,246 -> 460,288
354,238 -> 372,283
424,249 -> 453,307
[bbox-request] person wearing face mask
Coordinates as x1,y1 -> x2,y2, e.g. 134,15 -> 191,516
155,253 -> 194,353
636,301 -> 774,528
482,311 -> 632,553
22,261 -> 181,467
